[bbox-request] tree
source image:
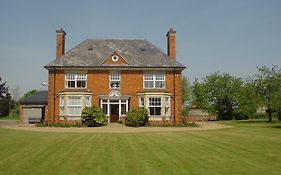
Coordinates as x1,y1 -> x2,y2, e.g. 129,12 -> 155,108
182,76 -> 191,116
192,72 -> 243,120
234,81 -> 258,119
253,65 -> 281,122
0,76 -> 11,116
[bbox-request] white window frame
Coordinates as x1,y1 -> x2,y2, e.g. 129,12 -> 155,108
109,73 -> 120,89
165,96 -> 170,116
59,96 -> 64,116
65,74 -> 87,88
85,96 -> 91,107
67,96 -> 82,116
139,97 -> 145,108
148,97 -> 162,116
144,74 -> 165,89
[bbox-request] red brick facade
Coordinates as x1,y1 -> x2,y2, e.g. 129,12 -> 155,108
47,69 -> 182,123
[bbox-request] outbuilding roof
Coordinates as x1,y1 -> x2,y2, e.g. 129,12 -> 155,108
45,39 -> 185,69
20,91 -> 48,105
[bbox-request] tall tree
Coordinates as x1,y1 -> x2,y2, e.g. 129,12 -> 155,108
253,65 -> 281,122
181,76 -> 191,116
234,81 -> 258,119
0,76 -> 11,116
192,72 -> 242,120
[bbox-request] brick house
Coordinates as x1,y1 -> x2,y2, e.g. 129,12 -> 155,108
44,28 -> 185,123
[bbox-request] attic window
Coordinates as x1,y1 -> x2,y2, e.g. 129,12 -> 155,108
140,48 -> 146,51
111,55 -> 119,62
88,47 -> 93,51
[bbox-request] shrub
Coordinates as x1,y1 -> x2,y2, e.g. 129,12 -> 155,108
81,106 -> 107,127
36,122 -> 82,127
125,108 -> 148,127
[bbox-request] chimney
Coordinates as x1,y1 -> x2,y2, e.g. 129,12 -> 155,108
56,28 -> 66,58
166,28 -> 176,59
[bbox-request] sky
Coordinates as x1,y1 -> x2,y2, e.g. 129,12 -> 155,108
0,0 -> 280,97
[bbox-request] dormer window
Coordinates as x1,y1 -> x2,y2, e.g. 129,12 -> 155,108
111,55 -> 119,62
65,74 -> 87,88
109,73 -> 120,88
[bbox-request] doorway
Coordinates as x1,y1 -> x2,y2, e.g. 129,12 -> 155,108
110,104 -> 119,122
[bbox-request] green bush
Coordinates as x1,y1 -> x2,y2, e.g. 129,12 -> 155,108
36,122 -> 82,127
81,106 -> 107,127
125,108 -> 148,127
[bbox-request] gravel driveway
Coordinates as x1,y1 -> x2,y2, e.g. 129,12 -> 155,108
0,120 -> 232,133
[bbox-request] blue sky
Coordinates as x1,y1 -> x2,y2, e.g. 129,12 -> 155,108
0,0 -> 280,97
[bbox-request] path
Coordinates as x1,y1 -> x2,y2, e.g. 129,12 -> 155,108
0,120 -> 233,133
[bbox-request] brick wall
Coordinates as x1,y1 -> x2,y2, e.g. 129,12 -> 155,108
47,69 -> 183,123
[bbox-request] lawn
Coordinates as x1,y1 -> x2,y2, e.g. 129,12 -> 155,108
0,114 -> 19,120
0,121 -> 280,175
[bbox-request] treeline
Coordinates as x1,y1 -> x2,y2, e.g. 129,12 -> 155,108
182,65 -> 281,121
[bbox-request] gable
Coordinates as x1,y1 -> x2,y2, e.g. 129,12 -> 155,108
102,51 -> 128,65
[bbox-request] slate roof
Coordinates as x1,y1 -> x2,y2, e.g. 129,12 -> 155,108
20,91 -> 48,105
45,39 -> 185,69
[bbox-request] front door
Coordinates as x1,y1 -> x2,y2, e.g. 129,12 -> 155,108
110,104 -> 119,122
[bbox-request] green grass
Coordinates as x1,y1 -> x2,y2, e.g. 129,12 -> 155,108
0,121 -> 280,175
0,114 -> 19,120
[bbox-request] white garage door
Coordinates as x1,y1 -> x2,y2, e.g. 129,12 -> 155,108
23,108 -> 42,123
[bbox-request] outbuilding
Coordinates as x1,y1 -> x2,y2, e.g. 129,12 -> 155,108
20,91 -> 48,123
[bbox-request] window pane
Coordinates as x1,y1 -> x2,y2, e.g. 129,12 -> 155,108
67,81 -> 75,88
144,74 -> 153,80
121,104 -> 126,115
149,98 -> 161,107
144,81 -> 153,88
149,107 -> 161,115
155,74 -> 164,80
67,97 -> 82,116
110,81 -> 120,88
155,81 -> 165,88
139,98 -> 144,107
77,80 -> 86,88
102,104 -> 108,115
110,74 -> 120,81
85,96 -> 91,107
65,74 -> 75,80
77,74 -> 86,80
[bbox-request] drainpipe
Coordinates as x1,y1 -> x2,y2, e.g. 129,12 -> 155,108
53,69 -> 56,122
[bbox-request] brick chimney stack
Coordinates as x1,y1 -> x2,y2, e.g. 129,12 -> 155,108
56,28 -> 66,58
166,28 -> 176,60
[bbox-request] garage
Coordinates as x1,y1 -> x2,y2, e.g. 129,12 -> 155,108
20,91 -> 48,123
